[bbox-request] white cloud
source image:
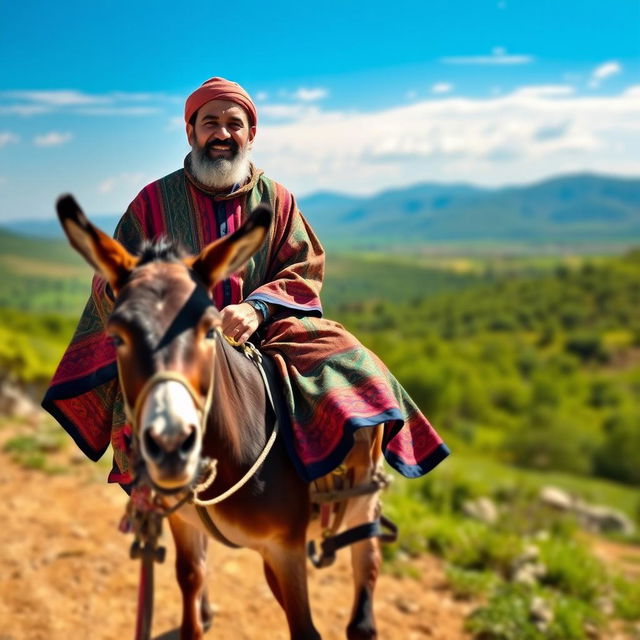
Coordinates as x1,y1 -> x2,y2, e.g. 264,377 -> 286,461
431,83 -> 453,95
33,132 -> 73,147
0,89 -> 177,117
512,85 -> 575,98
624,85 -> 640,97
75,106 -> 160,116
167,115 -> 186,130
0,104 -> 50,116
589,61 -> 622,88
253,89 -> 640,195
442,47 -> 533,65
255,91 -> 269,102
260,103 -> 322,121
0,132 -> 20,147
4,90 -> 109,106
98,172 -> 148,195
293,87 -> 329,102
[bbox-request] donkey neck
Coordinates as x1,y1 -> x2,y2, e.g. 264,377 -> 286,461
205,336 -> 271,474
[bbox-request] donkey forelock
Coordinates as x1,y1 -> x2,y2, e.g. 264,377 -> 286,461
136,236 -> 189,266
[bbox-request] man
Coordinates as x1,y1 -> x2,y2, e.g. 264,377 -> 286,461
43,77 -> 449,484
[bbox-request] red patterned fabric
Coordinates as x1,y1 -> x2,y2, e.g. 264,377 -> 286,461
42,160 -> 449,483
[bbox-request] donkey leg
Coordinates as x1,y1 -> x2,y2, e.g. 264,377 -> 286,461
345,493 -> 382,640
168,513 -> 211,640
263,560 -> 285,608
200,585 -> 214,632
263,545 -> 321,640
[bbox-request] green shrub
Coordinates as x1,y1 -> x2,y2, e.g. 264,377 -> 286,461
565,332 -> 609,363
613,574 -> 640,621
446,566 -> 498,600
419,470 -> 490,515
504,409 -> 594,475
3,428 -> 67,474
594,411 -> 640,485
537,538 -> 606,603
467,583 -> 602,640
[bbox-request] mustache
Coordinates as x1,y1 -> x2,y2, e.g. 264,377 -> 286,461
205,139 -> 238,153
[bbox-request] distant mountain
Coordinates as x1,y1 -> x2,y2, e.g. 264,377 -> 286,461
2,173 -> 639,250
298,173 -> 640,250
2,214 -> 121,239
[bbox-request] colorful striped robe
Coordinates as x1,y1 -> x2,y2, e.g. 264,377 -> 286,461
43,159 -> 449,483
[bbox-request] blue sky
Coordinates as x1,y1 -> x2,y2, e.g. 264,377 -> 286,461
1,0 -> 639,220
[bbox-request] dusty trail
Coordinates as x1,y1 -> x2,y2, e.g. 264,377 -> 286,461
0,423 -> 472,640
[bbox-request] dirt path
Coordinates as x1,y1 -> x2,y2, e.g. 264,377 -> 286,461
0,421 -> 472,640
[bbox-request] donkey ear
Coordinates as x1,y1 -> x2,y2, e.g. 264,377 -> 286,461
56,194 -> 137,293
189,205 -> 271,289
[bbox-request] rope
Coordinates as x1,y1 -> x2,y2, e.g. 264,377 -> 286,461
190,336 -> 279,507
191,418 -> 278,506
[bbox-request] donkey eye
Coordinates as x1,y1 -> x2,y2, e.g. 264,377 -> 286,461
109,333 -> 125,348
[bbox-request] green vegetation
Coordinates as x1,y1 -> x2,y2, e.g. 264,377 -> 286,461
384,470 -> 640,639
0,307 -> 77,385
3,423 -> 68,474
2,231 -> 640,638
330,249 -> 640,488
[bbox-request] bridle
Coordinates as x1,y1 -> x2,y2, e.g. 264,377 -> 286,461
117,324 -> 279,505
122,367 -> 215,440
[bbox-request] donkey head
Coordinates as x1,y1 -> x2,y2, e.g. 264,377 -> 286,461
57,195 -> 270,491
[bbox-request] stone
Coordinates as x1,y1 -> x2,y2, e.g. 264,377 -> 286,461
461,497 -> 499,524
529,596 -> 553,632
394,596 -> 420,614
576,504 -> 636,536
539,486 -> 573,511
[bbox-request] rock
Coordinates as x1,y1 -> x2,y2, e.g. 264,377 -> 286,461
539,486 -> 636,535
0,380 -> 39,420
511,544 -> 545,585
529,596 -> 553,632
576,504 -> 636,536
394,596 -> 420,614
512,562 -> 546,586
461,497 -> 499,524
539,486 -> 573,511
70,524 -> 89,540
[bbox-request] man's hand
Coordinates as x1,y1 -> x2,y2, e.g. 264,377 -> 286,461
220,302 -> 263,345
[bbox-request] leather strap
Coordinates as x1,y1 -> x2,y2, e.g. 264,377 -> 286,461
195,505 -> 241,549
307,516 -> 398,569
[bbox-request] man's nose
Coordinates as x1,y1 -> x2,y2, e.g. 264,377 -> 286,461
211,125 -> 231,140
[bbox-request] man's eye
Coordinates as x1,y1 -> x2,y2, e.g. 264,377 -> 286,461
205,327 -> 217,340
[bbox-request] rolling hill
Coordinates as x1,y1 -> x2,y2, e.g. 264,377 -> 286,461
2,173 -> 639,251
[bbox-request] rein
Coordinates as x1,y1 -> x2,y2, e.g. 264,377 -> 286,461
191,336 -> 279,506
120,330 -> 279,507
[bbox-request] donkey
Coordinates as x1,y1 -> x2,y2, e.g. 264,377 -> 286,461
57,195 -> 388,640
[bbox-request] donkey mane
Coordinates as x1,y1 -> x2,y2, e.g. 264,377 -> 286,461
137,236 -> 188,265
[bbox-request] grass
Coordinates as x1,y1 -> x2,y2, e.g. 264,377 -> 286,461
430,450 -> 640,523
3,426 -> 69,475
381,458 -> 640,639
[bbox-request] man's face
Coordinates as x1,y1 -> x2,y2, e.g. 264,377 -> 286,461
187,99 -> 256,161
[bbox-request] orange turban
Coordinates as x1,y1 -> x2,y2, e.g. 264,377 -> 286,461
184,77 -> 258,127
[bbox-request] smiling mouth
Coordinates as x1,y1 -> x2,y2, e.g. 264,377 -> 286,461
207,141 -> 237,157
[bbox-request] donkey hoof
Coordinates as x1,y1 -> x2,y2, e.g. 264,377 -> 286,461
347,622 -> 377,640
201,598 -> 216,632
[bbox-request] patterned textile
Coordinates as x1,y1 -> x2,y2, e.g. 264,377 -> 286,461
42,158 -> 449,484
